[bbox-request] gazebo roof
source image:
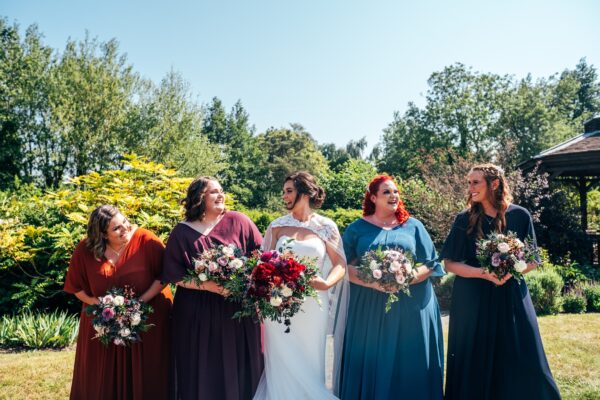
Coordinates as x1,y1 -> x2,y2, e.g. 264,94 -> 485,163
518,115 -> 600,177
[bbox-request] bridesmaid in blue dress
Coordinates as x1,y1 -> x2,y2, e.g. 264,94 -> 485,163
442,163 -> 560,400
338,175 -> 445,400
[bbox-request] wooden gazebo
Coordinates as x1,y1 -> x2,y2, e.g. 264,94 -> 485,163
519,115 -> 600,265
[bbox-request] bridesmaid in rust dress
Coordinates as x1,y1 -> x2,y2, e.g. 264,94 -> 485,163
161,176 -> 264,400
64,205 -> 173,400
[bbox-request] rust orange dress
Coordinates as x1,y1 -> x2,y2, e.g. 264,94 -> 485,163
64,228 -> 173,400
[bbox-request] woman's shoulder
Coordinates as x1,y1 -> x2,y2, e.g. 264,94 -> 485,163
134,227 -> 163,244
224,210 -> 254,225
506,203 -> 533,221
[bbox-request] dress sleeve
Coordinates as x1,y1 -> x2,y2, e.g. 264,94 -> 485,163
440,213 -> 469,263
142,229 -> 166,279
342,222 -> 359,265
414,220 -> 445,277
64,240 -> 90,294
242,214 -> 263,253
160,227 -> 187,284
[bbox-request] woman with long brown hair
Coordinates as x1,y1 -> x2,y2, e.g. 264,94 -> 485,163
338,175 -> 444,399
64,205 -> 173,400
160,176 -> 264,400
442,163 -> 560,399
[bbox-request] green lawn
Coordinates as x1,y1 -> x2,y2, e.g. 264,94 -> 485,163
0,314 -> 598,400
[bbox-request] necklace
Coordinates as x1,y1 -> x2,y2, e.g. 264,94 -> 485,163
107,243 -> 126,257
372,215 -> 398,227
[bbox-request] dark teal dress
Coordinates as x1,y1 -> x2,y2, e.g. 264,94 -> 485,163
339,217 -> 445,400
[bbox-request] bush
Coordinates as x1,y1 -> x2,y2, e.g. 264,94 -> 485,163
583,283 -> 600,312
525,268 -> 564,315
433,272 -> 455,311
562,290 -> 587,314
0,311 -> 78,349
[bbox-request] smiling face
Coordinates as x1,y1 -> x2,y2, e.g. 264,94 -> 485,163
282,180 -> 301,210
202,180 -> 225,216
467,170 -> 498,207
105,213 -> 131,247
370,180 -> 400,214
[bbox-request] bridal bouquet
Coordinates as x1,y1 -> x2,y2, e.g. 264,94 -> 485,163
86,286 -> 153,346
183,243 -> 248,294
476,231 -> 538,282
234,240 -> 319,332
356,247 -> 417,312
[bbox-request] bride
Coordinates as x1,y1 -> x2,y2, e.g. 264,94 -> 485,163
254,171 -> 348,400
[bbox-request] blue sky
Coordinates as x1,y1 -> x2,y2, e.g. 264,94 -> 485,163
3,0 -> 600,150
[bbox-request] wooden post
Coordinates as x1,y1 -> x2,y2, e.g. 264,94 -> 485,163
579,176 -> 588,232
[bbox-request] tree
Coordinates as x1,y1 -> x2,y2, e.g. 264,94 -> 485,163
321,159 -> 376,209
320,137 -> 367,172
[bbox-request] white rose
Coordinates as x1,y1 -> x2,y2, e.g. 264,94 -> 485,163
372,269 -> 382,279
515,239 -> 525,249
514,260 -> 527,273
193,259 -> 204,271
112,296 -> 125,306
270,296 -> 283,307
198,273 -> 208,282
497,242 -> 510,253
119,328 -> 131,337
221,246 -> 235,256
395,273 -> 406,284
208,262 -> 219,272
281,286 -> 293,297
102,295 -> 113,304
389,261 -> 401,272
130,314 -> 141,326
229,259 -> 244,270
369,260 -> 380,271
113,338 -> 125,346
403,261 -> 412,273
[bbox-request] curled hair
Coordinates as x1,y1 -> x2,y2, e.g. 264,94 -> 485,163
284,171 -> 326,209
363,175 -> 410,225
181,176 -> 222,221
467,163 -> 513,238
86,205 -> 129,260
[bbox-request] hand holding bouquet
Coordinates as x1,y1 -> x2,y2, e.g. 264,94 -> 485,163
234,240 -> 319,332
184,243 -> 247,295
86,286 -> 153,346
476,231 -> 538,283
355,247 -> 417,312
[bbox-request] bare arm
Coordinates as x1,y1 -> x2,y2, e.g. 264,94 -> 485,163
74,290 -> 100,306
410,265 -> 434,285
175,280 -> 229,296
310,244 -> 346,291
444,259 -> 509,285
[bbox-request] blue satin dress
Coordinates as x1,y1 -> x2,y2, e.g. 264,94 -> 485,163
338,217 -> 445,400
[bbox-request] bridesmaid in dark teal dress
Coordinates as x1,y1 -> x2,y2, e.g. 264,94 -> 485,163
442,163 -> 560,400
338,175 -> 445,400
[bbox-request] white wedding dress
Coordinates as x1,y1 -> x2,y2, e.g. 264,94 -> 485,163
253,234 -> 339,400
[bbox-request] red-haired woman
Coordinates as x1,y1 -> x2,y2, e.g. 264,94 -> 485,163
338,175 -> 445,400
442,164 -> 560,399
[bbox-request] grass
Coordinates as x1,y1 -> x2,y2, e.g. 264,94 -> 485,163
0,314 -> 598,399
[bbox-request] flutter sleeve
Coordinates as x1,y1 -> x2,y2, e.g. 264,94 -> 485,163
160,227 -> 187,284
342,222 -> 359,265
414,219 -> 445,277
239,212 -> 263,253
64,240 -> 90,294
440,212 -> 469,262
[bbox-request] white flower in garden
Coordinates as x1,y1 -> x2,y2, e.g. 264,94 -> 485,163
222,246 -> 235,256
389,261 -> 401,272
112,296 -> 125,306
229,259 -> 244,270
198,273 -> 208,282
497,242 -> 510,253
372,269 -> 382,279
270,296 -> 283,307
281,286 -> 293,297
102,295 -> 114,304
119,328 -> 131,337
208,262 -> 219,272
514,260 -> 527,273
131,314 -> 141,326
369,260 -> 380,270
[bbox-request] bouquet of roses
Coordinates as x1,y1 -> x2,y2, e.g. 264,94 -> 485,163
86,286 -> 153,346
476,231 -> 538,282
234,240 -> 320,332
183,243 -> 248,295
355,247 -> 417,312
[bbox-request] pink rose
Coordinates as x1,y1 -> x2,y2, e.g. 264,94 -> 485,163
102,307 -> 115,321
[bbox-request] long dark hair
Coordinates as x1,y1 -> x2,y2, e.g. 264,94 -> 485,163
284,171 -> 325,209
467,163 -> 512,238
181,176 -> 222,221
363,175 -> 410,224
86,205 -> 130,260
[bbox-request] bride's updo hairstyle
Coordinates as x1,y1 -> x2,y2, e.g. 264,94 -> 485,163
284,171 -> 326,209
363,175 -> 410,225
181,176 -> 222,221
466,163 -> 512,238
